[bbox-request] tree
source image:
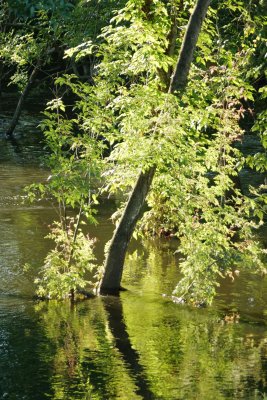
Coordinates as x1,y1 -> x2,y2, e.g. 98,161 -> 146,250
98,0 -> 211,294
92,0 -> 266,302
30,0 -> 266,303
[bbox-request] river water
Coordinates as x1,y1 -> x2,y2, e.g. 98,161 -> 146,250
0,110 -> 267,400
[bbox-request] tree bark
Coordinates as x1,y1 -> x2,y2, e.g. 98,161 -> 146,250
98,0 -> 211,295
5,63 -> 39,138
169,0 -> 211,93
98,166 -> 156,293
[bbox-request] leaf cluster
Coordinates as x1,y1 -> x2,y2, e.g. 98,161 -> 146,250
35,219 -> 96,299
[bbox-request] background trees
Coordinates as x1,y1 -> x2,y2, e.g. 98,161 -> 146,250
0,0 -> 126,135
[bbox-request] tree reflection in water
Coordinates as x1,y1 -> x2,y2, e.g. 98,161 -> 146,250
102,295 -> 155,399
1,244 -> 267,399
26,289 -> 267,400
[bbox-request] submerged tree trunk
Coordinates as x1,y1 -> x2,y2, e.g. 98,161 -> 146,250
5,63 -> 39,138
99,166 -> 156,293
98,0 -> 211,295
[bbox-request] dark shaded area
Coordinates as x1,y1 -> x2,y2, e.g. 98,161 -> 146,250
0,298 -> 55,400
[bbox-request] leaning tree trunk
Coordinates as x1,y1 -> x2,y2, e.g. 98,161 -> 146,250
5,62 -> 39,138
98,0 -> 211,294
99,167 -> 156,293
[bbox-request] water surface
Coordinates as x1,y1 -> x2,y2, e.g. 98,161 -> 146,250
0,117 -> 267,400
